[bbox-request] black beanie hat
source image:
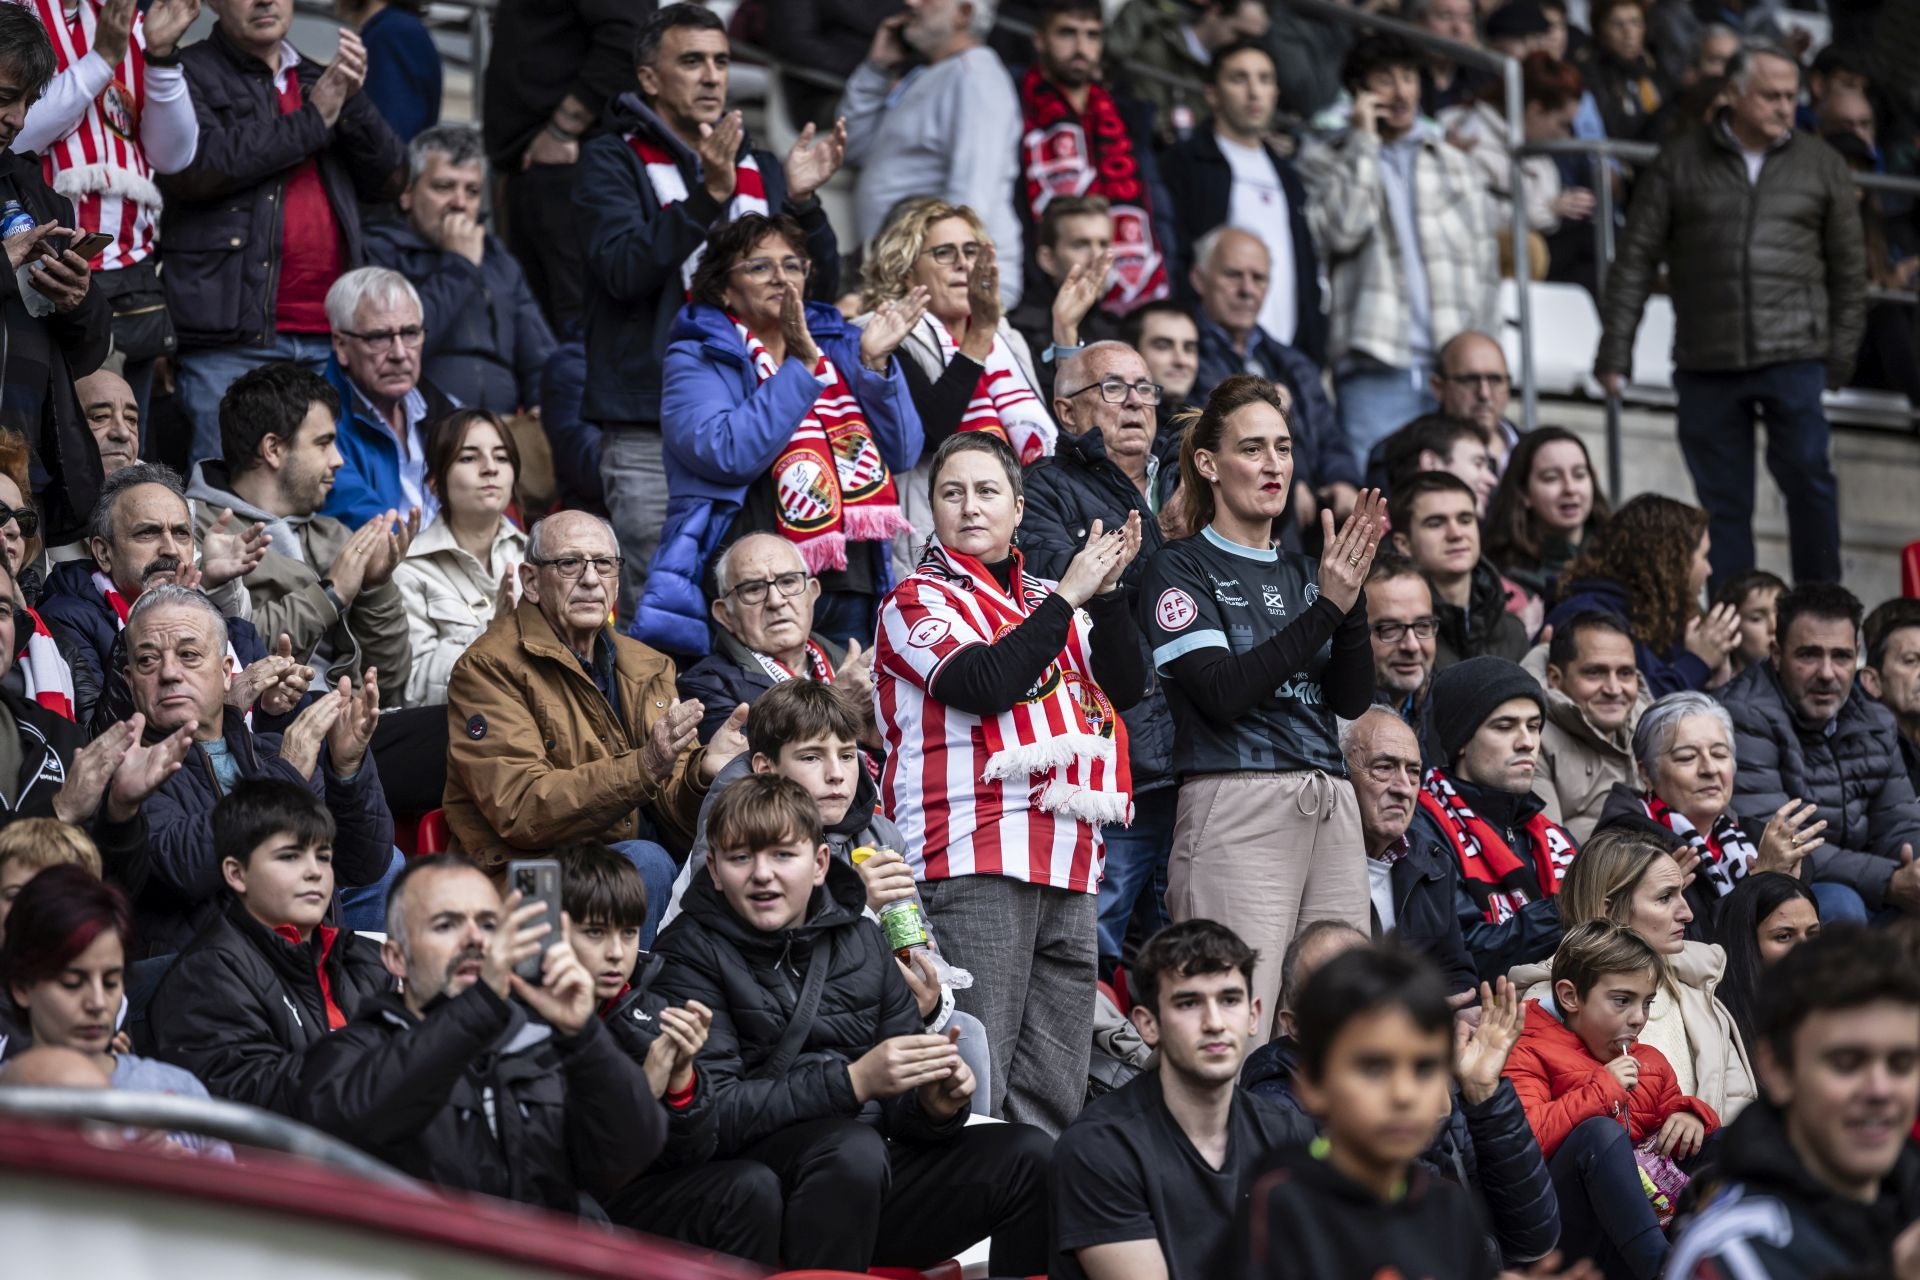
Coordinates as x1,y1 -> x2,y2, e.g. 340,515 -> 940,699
1430,656 -> 1546,766
1486,1 -> 1551,40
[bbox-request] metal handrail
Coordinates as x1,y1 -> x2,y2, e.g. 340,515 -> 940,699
0,1086 -> 422,1191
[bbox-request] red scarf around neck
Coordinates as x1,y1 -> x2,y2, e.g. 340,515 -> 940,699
1418,769 -> 1576,923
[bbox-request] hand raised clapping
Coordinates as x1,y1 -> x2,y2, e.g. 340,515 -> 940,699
1317,488 -> 1387,612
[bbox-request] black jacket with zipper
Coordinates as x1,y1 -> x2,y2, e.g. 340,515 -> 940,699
161,24 -> 406,350
146,896 -> 393,1113
1433,560 -> 1529,671
599,951 -> 718,1172
296,979 -> 664,1211
1409,772 -> 1565,983
0,688 -> 149,899
1373,823 -> 1480,996
651,856 -> 967,1158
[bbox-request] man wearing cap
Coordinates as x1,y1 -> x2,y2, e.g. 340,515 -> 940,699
1407,654 -> 1571,981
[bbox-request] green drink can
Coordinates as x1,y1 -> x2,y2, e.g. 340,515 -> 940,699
878,900 -> 930,957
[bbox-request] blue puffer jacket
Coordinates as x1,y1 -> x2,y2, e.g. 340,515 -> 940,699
630,301 -> 924,657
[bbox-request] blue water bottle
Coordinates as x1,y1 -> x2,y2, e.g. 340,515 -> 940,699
0,200 -> 34,240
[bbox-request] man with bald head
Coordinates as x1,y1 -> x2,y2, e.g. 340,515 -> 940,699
676,532 -> 874,745
445,509 -> 748,944
76,369 -> 140,477
1430,331 -> 1518,469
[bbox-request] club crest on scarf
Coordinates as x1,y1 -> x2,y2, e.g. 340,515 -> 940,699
776,450 -> 840,535
100,80 -> 138,140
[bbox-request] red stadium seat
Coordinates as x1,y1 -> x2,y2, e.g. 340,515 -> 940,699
869,1266 -> 963,1280
1903,540 -> 1920,598
415,810 -> 450,855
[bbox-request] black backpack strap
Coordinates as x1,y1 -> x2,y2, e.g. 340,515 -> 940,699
756,936 -> 827,1080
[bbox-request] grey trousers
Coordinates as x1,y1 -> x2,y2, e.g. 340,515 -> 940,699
917,873 -> 1096,1136
598,427 -> 670,627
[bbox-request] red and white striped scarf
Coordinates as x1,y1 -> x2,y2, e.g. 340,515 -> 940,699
924,315 -> 1055,466
627,133 -> 768,292
749,638 -> 834,685
18,606 -> 75,721
736,315 -> 910,574
29,0 -> 160,271
921,540 -> 1131,827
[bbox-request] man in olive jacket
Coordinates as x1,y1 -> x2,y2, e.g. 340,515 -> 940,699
1596,40 -> 1864,592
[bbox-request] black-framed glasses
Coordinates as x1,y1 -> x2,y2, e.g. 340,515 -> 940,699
920,242 -> 983,267
531,554 -> 622,579
1438,372 -> 1508,390
732,256 -> 812,283
726,571 -> 810,606
1370,618 -> 1439,643
1066,377 -> 1164,406
0,504 -> 39,537
343,325 -> 427,349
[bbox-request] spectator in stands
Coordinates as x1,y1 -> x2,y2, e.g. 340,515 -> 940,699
1862,598 -> 1920,793
298,852 -> 664,1211
335,0 -> 439,143
1161,38 -> 1326,365
1106,0 -> 1268,145
1189,228 -> 1359,527
1688,22 -> 1741,82
0,449 -> 44,591
1378,414 -> 1497,514
1597,41 -> 1864,591
1005,196 -> 1119,403
876,432 -> 1146,1132
1544,493 -> 1740,696
1410,0 -> 1495,116
390,411 -> 526,707
1430,330 -> 1518,465
1818,85 -> 1876,152
16,0 -> 199,416
1051,920 -> 1316,1280
0,8 -> 112,549
1365,553 -> 1441,758
1415,656 -> 1569,981
675,535 -> 873,747
1139,377 -> 1382,1038
125,584 -> 394,953
1300,33 -> 1499,470
777,0 -> 902,131
651,775 -> 1053,1272
842,0 -> 1023,308
319,267 -> 452,528
367,126 -> 555,416
1512,828 -> 1760,1120
1503,920 -> 1719,1277
1584,0 -> 1670,140
480,0 -> 642,332
579,4 -> 846,622
1264,0 -> 1363,124
165,0 -> 406,465
1020,342 -> 1175,975
636,213 -> 923,658
1708,870 -> 1819,1048
444,510 -> 743,941
0,820 -> 100,947
857,200 -> 1052,581
148,778 -> 391,1113
1719,582 -> 1920,924
1665,928 -> 1920,1280
1484,427 -> 1609,602
1802,42 -> 1871,132
1824,131 -> 1920,407
1714,567 -> 1785,676
1389,473 -> 1526,667
1526,611 -> 1647,843
74,370 -> 139,480
1016,1 -> 1169,320
1122,301 -> 1200,425
0,864 -> 225,1149
1241,922 -> 1561,1273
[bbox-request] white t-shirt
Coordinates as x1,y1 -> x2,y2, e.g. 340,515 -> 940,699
1215,133 -> 1298,346
1741,146 -> 1766,184
1368,856 -> 1396,934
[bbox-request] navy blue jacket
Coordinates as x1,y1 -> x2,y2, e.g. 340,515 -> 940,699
1373,823 -> 1480,996
1543,577 -> 1714,698
359,6 -> 442,143
539,341 -> 604,509
576,95 -> 840,427
677,629 -> 848,746
1194,309 -> 1358,492
1410,773 -> 1566,983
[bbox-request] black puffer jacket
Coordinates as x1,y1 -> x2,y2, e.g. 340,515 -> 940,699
161,25 -> 406,350
1597,118 -> 1866,386
1376,822 -> 1480,996
147,898 -> 393,1114
1241,1037 -> 1560,1269
1716,659 -> 1920,910
1019,425 -> 1173,792
651,857 -> 966,1158
1433,560 -> 1528,671
600,953 -> 717,1172
1411,773 -> 1565,982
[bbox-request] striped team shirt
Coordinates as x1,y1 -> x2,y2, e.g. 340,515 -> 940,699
875,561 -> 1106,894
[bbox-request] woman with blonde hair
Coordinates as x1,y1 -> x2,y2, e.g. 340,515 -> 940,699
858,199 -> 1055,580
1510,827 -> 1757,1119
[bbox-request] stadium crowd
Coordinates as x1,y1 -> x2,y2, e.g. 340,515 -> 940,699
0,0 -> 1915,1276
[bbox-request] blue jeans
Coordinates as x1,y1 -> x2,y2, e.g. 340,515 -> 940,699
1096,786 -> 1176,968
1549,1116 -> 1667,1280
1810,880 -> 1870,925
610,839 -> 677,947
337,848 -> 408,933
174,334 -> 334,463
1334,364 -> 1438,472
1673,360 -> 1841,591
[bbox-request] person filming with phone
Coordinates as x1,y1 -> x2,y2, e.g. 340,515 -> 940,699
295,852 -> 666,1213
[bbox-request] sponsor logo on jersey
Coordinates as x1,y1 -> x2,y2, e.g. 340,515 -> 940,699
1262,587 -> 1286,612
1210,575 -> 1247,607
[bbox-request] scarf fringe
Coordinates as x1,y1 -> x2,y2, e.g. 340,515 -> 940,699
1036,776 -> 1134,827
794,531 -> 849,575
842,505 -> 914,542
982,732 -> 1116,783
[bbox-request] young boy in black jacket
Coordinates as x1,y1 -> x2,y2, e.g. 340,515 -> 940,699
652,773 -> 1053,1273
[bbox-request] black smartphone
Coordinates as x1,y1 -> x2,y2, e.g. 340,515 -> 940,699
67,230 -> 114,260
507,859 -> 563,985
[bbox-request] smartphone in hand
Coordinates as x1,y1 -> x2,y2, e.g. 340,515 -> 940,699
507,859 -> 563,985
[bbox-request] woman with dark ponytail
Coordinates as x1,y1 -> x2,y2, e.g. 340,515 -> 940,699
1138,375 -> 1386,1038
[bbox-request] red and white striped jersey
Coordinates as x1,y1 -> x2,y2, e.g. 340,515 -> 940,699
875,562 -> 1106,895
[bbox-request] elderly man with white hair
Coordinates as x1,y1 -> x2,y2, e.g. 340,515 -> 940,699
444,509 -> 748,945
321,265 -> 460,527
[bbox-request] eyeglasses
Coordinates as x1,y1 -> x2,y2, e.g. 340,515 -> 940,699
726,571 -> 810,606
0,504 -> 39,537
1439,372 -> 1509,390
531,554 -> 623,579
732,256 -> 812,283
1370,618 -> 1439,643
1066,377 -> 1164,406
343,325 -> 427,350
920,242 -> 983,267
